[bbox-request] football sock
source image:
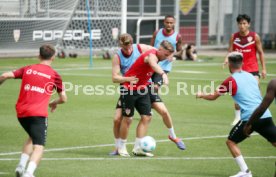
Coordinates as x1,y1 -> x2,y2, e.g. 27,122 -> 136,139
115,138 -> 120,149
234,155 -> 248,172
26,161 -> 37,175
18,153 -> 29,168
234,110 -> 241,119
169,127 -> 177,139
120,139 -> 127,149
134,138 -> 141,149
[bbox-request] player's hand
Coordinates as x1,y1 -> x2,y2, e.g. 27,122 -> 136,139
222,58 -> 228,69
49,100 -> 57,113
162,73 -> 169,85
261,69 -> 267,79
128,76 -> 139,84
243,123 -> 253,137
196,92 -> 203,99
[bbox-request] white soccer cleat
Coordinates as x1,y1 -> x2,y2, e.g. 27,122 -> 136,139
132,147 -> 154,157
15,165 -> 24,177
231,117 -> 240,126
229,170 -> 252,177
118,148 -> 130,157
22,172 -> 35,177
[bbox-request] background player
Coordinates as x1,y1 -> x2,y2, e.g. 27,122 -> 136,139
224,14 -> 267,125
197,52 -> 275,177
0,44 -> 67,177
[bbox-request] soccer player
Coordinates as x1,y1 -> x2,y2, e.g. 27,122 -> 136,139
118,40 -> 174,157
111,34 -> 185,156
150,15 -> 185,149
0,44 -> 67,177
150,15 -> 183,85
224,14 -> 267,125
196,52 -> 276,177
111,33 -> 154,156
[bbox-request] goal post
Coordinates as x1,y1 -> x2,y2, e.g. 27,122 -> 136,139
0,0 -> 124,63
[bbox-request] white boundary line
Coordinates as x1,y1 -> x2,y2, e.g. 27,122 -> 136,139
0,156 -> 275,161
0,134 -> 259,156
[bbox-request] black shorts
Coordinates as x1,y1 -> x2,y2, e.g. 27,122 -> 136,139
249,71 -> 260,78
151,70 -> 169,86
228,117 -> 276,143
148,85 -> 162,103
18,117 -> 48,146
121,89 -> 152,117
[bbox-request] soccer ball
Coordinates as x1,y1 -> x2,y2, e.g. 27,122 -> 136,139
140,136 -> 156,152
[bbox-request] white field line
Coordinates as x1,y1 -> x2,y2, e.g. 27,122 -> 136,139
0,134 -> 258,156
0,156 -> 275,161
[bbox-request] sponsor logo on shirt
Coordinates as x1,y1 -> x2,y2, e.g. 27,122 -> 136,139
25,69 -> 51,79
24,84 -> 45,94
234,38 -> 241,43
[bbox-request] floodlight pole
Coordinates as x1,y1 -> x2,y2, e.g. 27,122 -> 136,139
196,0 -> 202,48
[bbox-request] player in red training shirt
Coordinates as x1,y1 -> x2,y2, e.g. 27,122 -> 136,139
224,14 -> 267,125
118,40 -> 174,157
0,44 -> 67,177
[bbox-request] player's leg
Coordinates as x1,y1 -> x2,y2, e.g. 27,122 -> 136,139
110,97 -> 123,155
252,117 -> 276,147
132,91 -> 154,157
227,121 -> 252,177
21,117 -> 47,177
118,91 -> 135,157
150,86 -> 185,150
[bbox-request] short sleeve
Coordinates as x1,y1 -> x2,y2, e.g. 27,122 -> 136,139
217,76 -> 237,96
54,72 -> 64,93
12,67 -> 26,79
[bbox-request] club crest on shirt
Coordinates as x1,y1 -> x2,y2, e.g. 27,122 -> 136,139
234,38 -> 241,43
247,36 -> 253,42
125,108 -> 131,115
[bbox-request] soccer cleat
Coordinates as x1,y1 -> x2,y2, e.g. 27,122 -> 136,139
15,165 -> 24,177
132,148 -> 154,157
229,170 -> 252,177
231,117 -> 240,126
109,149 -> 119,156
22,172 -> 35,177
118,148 -> 130,157
168,136 -> 186,150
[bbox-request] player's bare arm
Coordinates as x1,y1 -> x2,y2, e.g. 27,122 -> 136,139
139,44 -> 155,53
0,71 -> 15,85
196,90 -> 221,100
146,53 -> 169,85
255,34 -> 266,79
112,54 -> 138,84
150,31 -> 158,46
244,79 -> 276,136
49,91 -> 67,112
223,35 -> 234,66
176,34 -> 183,52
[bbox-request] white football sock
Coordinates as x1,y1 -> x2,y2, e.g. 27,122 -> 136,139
18,153 -> 29,168
134,138 -> 141,149
234,155 -> 248,172
169,127 -> 177,139
235,110 -> 241,119
115,138 -> 120,149
26,161 -> 37,175
120,139 -> 127,149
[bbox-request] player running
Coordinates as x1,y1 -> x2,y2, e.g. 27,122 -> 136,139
0,44 -> 67,177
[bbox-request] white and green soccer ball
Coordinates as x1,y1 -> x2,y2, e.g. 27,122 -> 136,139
140,136 -> 156,152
